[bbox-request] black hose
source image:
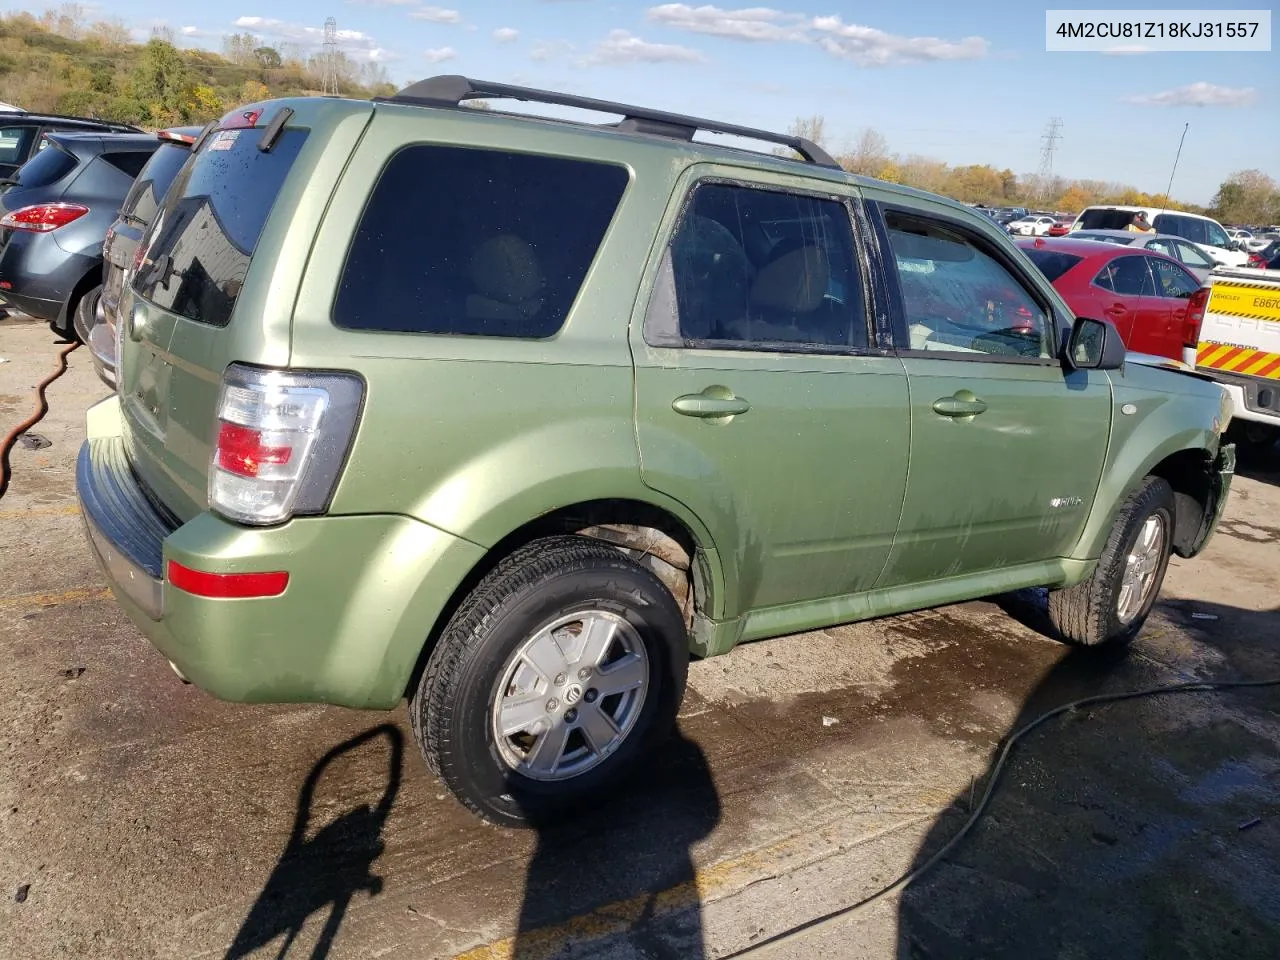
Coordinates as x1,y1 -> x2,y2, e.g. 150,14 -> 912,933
718,676 -> 1280,958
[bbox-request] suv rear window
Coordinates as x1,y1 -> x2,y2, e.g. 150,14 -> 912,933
133,127 -> 307,328
119,142 -> 193,226
103,150 -> 156,179
333,145 -> 629,338
1077,209 -> 1140,231
14,143 -> 77,188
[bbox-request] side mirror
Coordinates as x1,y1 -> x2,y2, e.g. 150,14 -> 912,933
1064,316 -> 1126,371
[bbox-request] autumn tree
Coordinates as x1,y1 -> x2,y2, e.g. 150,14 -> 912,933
840,128 -> 889,176
1212,170 -> 1280,225
222,32 -> 259,66
787,114 -> 828,148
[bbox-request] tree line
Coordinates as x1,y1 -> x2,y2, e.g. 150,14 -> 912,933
0,7 -> 394,128
789,115 -> 1279,226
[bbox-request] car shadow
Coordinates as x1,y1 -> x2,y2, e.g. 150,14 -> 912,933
1234,434 -> 1280,486
512,725 -> 722,959
223,724 -> 403,960
896,597 -> 1280,959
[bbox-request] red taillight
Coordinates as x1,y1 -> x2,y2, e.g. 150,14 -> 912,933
167,560 -> 289,599
1248,254 -> 1266,267
1183,287 -> 1209,348
0,202 -> 89,232
220,109 -> 262,130
215,422 -> 293,478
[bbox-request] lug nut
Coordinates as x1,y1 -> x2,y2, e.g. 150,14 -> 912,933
584,689 -> 598,703
578,667 -> 591,680
546,698 -> 559,712
554,673 -> 567,685
564,708 -> 579,723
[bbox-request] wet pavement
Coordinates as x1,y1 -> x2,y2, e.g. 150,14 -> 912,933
2,313 -> 1278,959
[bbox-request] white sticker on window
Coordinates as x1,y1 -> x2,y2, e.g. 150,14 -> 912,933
208,130 -> 240,151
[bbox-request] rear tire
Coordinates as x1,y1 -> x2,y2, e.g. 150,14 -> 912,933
1047,476 -> 1175,646
410,535 -> 689,827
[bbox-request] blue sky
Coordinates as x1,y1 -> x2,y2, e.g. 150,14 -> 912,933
9,1 -> 1278,204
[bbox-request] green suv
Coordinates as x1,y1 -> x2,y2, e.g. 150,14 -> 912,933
77,77 -> 1235,825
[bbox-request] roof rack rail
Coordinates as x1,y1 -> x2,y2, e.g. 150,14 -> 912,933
377,74 -> 841,170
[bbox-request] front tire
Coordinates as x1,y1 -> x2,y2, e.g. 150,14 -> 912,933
411,535 -> 689,827
1047,476 -> 1175,646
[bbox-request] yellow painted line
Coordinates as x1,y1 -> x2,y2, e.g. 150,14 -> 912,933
0,586 -> 111,609
0,503 -> 81,520
451,808 -> 939,960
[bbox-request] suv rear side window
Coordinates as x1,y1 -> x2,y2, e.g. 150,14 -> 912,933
0,126 -> 36,167
103,150 -> 155,179
1154,214 -> 1207,245
14,143 -> 77,188
120,143 -> 192,226
334,146 -> 628,338
133,127 -> 308,328
645,182 -> 867,350
1078,209 -> 1139,231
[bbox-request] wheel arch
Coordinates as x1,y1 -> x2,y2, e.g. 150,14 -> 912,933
399,497 -> 727,700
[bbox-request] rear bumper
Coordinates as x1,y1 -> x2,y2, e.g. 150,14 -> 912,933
0,229 -> 91,321
75,398 -> 486,709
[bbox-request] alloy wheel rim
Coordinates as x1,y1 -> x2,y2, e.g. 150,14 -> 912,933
491,610 -> 649,782
1117,514 -> 1166,624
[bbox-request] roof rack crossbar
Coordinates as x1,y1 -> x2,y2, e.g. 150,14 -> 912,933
378,74 -> 841,169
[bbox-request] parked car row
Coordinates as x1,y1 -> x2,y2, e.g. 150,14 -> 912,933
0,120 -> 199,382
1067,205 -> 1249,268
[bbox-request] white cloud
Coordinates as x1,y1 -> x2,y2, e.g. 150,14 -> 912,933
582,29 -> 706,65
530,39 -> 575,61
233,16 -> 380,50
424,46 -> 457,63
646,4 -> 809,42
644,5 -> 990,66
811,16 -> 987,65
410,6 -> 462,23
494,27 -> 519,43
1124,82 -> 1257,107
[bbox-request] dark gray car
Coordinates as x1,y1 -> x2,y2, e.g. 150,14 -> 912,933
0,131 -> 160,337
1065,229 -> 1218,283
90,128 -> 201,385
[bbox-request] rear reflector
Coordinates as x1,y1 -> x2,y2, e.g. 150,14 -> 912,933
167,560 -> 289,599
0,202 -> 89,232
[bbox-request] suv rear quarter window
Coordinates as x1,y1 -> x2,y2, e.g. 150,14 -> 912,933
13,142 -> 77,188
333,145 -> 628,339
132,127 -> 308,327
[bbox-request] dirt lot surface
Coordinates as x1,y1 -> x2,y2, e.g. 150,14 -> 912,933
2,314 -> 1279,959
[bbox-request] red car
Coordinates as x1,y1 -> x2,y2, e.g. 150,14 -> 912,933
1046,218 -> 1074,237
1017,236 -> 1209,364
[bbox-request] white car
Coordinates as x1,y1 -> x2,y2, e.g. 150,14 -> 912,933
1244,232 -> 1280,252
1007,215 -> 1057,236
1071,205 -> 1248,267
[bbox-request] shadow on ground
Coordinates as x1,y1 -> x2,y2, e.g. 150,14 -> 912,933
224,724 -> 403,959
898,598 -> 1280,959
1234,434 -> 1280,487
512,727 -> 721,959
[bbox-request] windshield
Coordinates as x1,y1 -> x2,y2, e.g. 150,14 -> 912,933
1023,249 -> 1083,282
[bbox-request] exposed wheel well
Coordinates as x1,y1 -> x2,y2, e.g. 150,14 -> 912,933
56,267 -> 102,338
402,499 -> 705,699
1148,448 -> 1213,558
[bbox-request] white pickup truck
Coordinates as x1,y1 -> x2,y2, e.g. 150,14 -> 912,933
1193,267 -> 1280,449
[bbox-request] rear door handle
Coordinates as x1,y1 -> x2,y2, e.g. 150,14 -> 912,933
1105,303 -> 1127,316
672,394 -> 751,418
932,393 -> 988,418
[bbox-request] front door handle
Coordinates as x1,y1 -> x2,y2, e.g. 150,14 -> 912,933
1105,303 -> 1127,317
932,392 -> 988,418
672,393 -> 751,418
